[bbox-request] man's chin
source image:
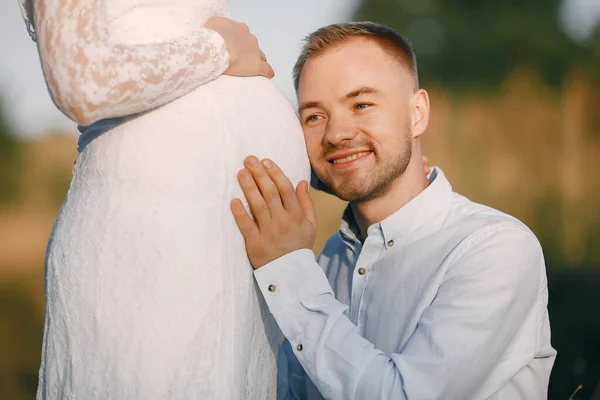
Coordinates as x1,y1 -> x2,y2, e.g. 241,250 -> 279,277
328,182 -> 373,203
314,169 -> 375,200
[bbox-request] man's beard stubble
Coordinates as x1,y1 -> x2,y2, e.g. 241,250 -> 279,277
314,131 -> 413,204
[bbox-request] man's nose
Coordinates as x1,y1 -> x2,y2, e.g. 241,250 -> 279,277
323,116 -> 357,146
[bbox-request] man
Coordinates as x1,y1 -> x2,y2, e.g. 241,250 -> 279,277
230,22 -> 556,399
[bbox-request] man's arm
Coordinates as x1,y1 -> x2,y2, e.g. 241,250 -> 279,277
263,230 -> 544,399
232,156 -> 546,400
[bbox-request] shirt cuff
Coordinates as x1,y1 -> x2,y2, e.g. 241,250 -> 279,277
254,248 -> 334,316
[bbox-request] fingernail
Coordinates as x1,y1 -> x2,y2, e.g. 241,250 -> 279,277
261,159 -> 272,169
248,156 -> 259,167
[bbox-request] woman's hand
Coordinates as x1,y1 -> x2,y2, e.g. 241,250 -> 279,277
205,17 -> 274,79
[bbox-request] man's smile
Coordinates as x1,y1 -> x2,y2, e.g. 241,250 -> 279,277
327,150 -> 373,168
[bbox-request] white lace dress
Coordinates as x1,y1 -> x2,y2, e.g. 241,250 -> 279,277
19,1 -> 310,398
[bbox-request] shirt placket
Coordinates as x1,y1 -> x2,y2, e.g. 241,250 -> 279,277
349,228 -> 383,326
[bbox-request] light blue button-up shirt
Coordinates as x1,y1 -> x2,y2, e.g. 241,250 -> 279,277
255,167 -> 556,400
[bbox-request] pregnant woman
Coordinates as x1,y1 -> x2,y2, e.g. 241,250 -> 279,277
18,0 -> 310,398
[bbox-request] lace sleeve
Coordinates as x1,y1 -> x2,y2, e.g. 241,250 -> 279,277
30,0 -> 230,125
18,0 -> 36,41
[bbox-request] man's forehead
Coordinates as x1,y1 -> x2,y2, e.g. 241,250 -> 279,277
299,47 -> 413,101
310,39 -> 387,68
302,43 -> 400,89
298,60 -> 393,101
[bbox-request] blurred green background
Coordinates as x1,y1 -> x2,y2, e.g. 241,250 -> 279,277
1,0 -> 599,399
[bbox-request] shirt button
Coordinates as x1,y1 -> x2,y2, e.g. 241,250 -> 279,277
358,268 -> 367,275
268,284 -> 277,292
387,240 -> 395,247
296,344 -> 303,352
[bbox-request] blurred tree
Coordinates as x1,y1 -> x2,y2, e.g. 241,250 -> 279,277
354,0 -> 599,90
0,101 -> 22,203
0,281 -> 43,400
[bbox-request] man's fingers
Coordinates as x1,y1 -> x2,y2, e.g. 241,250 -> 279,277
261,159 -> 301,214
422,155 -> 430,175
230,198 -> 258,238
260,51 -> 267,62
296,181 -> 317,228
237,168 -> 271,226
244,156 -> 284,217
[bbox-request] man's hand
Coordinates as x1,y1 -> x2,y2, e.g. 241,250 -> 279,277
231,156 -> 317,269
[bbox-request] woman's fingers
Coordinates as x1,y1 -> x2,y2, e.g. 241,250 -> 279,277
259,61 -> 275,78
206,17 -> 272,78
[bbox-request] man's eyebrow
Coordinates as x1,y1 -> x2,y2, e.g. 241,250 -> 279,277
298,101 -> 322,114
342,86 -> 380,101
298,87 -> 380,114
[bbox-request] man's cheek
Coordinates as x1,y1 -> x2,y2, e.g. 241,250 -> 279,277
305,144 -> 321,167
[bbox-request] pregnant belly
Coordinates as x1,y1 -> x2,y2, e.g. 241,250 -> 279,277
80,75 -> 311,202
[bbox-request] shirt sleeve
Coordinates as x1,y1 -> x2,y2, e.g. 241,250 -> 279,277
30,0 -> 229,125
255,227 -> 546,400
277,338 -> 313,400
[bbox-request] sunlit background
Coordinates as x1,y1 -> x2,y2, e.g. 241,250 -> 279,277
1,0 -> 599,399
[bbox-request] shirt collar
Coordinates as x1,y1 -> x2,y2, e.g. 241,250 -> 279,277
338,167 -> 454,246
339,205 -> 362,249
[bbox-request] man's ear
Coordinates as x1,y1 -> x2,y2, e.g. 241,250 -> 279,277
411,89 -> 430,139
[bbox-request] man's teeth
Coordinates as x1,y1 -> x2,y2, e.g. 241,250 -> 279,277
332,152 -> 370,164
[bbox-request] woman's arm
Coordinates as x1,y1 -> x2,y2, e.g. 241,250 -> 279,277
27,0 -> 256,125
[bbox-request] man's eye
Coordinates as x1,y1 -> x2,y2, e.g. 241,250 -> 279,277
306,115 -> 321,122
355,103 -> 371,110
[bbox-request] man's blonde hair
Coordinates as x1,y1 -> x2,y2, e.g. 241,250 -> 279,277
293,22 -> 419,91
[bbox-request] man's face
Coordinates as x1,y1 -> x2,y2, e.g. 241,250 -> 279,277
297,38 -> 421,203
